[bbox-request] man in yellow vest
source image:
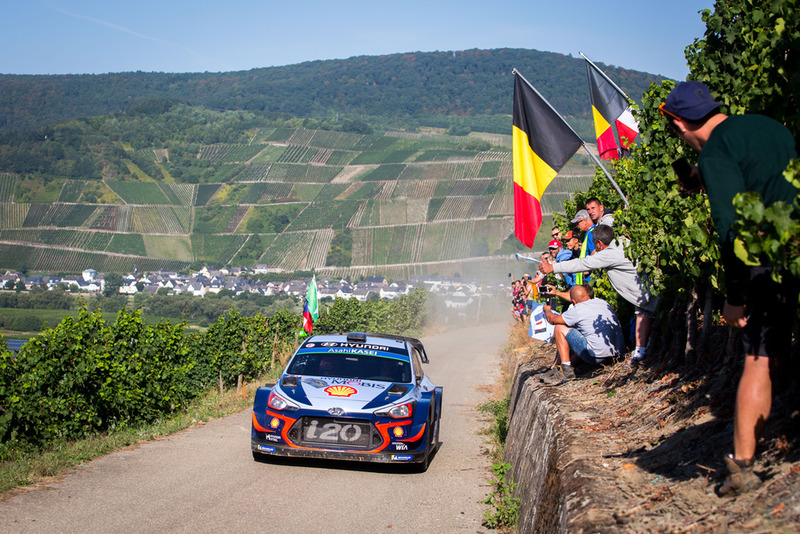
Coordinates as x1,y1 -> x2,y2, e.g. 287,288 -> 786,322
571,209 -> 595,285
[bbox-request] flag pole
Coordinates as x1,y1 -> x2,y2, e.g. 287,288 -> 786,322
512,69 -> 629,209
579,52 -> 632,102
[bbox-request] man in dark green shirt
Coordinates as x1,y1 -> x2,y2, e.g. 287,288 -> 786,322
661,81 -> 798,496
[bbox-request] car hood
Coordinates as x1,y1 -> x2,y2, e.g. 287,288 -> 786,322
280,375 -> 411,409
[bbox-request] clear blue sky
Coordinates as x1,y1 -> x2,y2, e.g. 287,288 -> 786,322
2,0 -> 713,79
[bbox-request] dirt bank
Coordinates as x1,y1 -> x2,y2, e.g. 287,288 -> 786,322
506,323 -> 800,532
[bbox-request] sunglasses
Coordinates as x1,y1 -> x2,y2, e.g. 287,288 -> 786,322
658,103 -> 683,133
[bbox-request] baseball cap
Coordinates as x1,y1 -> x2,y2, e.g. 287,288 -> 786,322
570,209 -> 591,223
663,81 -> 722,121
564,230 -> 577,240
548,239 -> 560,249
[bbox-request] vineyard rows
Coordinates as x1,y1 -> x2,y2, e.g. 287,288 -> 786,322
265,163 -> 342,183
190,234 -> 248,264
286,129 -> 315,147
475,150 -> 512,161
0,229 -> 110,251
0,203 -> 29,228
306,228 -> 335,269
277,145 -> 315,164
309,148 -> 333,165
224,206 -> 250,233
130,206 -> 191,234
316,183 -> 349,201
237,163 -> 272,181
0,174 -> 16,202
107,182 -> 171,205
58,180 -> 85,202
287,200 -> 359,231
451,179 -> 491,196
161,183 -> 195,206
372,181 -> 396,200
85,206 -> 117,231
308,130 -> 365,150
347,201 -> 367,228
261,231 -> 315,271
0,243 -> 188,274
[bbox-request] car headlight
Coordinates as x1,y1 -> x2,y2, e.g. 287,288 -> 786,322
268,392 -> 299,411
375,402 -> 414,419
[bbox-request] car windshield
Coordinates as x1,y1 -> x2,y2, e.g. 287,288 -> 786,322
287,352 -> 412,383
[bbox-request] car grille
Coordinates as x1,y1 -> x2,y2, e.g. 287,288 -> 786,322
289,417 -> 383,450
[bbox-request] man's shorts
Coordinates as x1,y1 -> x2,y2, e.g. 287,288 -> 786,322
742,267 -> 799,358
565,328 -> 614,366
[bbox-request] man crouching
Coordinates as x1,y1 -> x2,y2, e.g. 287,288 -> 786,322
537,285 -> 626,386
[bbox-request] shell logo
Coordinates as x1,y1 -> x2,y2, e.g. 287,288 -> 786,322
324,385 -> 357,397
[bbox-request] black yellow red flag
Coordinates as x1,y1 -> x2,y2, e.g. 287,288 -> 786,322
512,73 -> 582,248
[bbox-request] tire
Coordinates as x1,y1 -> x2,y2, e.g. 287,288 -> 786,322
414,409 -> 435,473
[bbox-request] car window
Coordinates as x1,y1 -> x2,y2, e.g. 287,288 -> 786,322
411,348 -> 424,383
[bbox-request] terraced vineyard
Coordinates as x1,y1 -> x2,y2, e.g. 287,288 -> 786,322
0,126 -> 594,277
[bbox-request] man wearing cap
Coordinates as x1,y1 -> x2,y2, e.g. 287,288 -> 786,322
555,231 -> 579,287
661,81 -> 798,496
571,209 -> 595,285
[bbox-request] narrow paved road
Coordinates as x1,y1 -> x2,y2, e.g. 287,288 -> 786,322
0,324 -> 508,534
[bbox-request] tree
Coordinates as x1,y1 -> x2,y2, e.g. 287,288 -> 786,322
102,273 -> 124,297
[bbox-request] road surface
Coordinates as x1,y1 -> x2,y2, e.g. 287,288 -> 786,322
0,324 -> 508,534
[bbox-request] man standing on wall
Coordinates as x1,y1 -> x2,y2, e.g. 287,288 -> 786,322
661,81 -> 799,496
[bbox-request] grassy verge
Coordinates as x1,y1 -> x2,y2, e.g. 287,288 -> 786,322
0,368 -> 282,496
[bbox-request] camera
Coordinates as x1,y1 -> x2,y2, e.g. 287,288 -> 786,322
538,285 -> 549,296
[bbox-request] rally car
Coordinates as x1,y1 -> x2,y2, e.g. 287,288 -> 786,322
251,332 -> 442,471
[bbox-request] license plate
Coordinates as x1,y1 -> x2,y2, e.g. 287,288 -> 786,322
302,418 -> 372,447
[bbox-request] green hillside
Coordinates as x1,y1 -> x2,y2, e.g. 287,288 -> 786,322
0,48 -> 667,135
0,108 -> 594,278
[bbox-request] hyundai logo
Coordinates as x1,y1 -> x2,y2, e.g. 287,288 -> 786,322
328,407 -> 344,415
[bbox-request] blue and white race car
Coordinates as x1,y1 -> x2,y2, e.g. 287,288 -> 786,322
251,332 -> 442,471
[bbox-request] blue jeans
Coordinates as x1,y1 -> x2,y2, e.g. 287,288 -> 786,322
565,328 -> 609,365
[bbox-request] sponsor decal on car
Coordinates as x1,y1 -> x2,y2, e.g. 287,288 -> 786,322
391,454 -> 413,461
393,442 -> 408,450
302,378 -> 328,388
324,385 -> 357,397
257,445 -> 276,452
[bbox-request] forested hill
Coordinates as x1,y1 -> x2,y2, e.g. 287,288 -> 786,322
0,48 -> 668,134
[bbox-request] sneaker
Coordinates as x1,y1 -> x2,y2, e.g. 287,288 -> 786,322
626,356 -> 642,370
718,455 -> 760,497
536,364 -> 575,385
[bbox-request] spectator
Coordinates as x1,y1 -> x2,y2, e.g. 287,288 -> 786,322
557,231 -> 577,262
536,285 -> 626,385
586,197 -> 614,226
547,239 -> 562,260
661,81 -> 799,496
539,224 -> 658,365
555,230 -> 580,288
510,280 -> 526,323
551,225 -> 562,241
570,209 -> 595,284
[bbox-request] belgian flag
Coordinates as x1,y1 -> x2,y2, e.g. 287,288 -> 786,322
586,58 -> 639,160
512,73 -> 582,248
